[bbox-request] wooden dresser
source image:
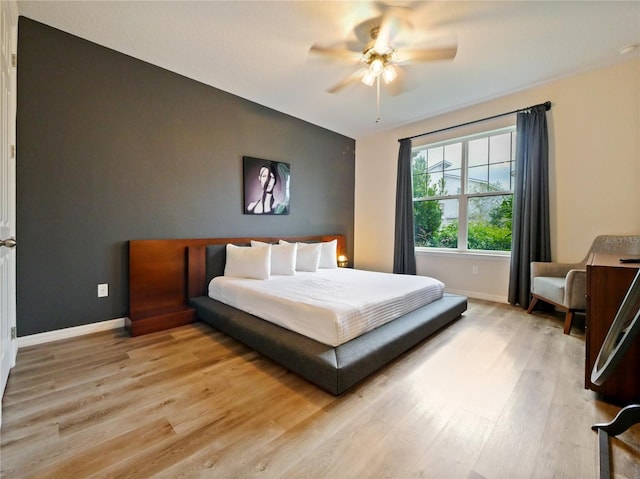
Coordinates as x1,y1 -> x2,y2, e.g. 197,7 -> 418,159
585,252 -> 640,404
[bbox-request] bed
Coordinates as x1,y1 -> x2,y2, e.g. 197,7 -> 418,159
187,239 -> 467,395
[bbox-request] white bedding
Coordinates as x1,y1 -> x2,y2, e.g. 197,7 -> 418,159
208,268 -> 445,347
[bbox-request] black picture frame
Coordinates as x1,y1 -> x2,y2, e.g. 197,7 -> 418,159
243,156 -> 290,215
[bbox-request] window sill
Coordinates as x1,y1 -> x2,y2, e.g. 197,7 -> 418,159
415,248 -> 511,261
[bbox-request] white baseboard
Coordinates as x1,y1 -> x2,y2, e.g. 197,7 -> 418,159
17,317 -> 127,348
445,288 -> 508,304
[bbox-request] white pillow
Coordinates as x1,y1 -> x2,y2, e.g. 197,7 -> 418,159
279,240 -> 321,272
224,243 -> 271,279
251,240 -> 297,275
319,239 -> 338,269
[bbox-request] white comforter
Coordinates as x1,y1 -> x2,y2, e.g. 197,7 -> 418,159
208,268 -> 445,347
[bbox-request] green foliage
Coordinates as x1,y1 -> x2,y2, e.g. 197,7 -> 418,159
414,196 -> 513,251
428,221 -> 458,248
412,152 -> 446,247
467,195 -> 512,250
469,195 -> 513,250
490,195 -> 513,230
468,222 -> 512,251
414,201 -> 443,247
423,221 -> 510,250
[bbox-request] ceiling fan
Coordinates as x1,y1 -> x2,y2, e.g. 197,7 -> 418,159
310,9 -> 457,121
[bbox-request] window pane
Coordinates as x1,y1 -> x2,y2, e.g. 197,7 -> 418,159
510,159 -> 516,188
468,137 -> 488,167
510,131 -> 517,189
429,171 -> 444,193
412,151 -> 427,167
467,165 -> 488,193
412,173 -> 428,198
427,146 -> 443,170
443,168 -> 461,195
489,133 -> 511,164
414,198 -> 458,248
411,152 -> 428,198
488,162 -> 511,191
467,195 -> 513,251
444,143 -> 462,170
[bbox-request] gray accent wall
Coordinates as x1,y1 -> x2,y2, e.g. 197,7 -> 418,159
16,17 -> 355,336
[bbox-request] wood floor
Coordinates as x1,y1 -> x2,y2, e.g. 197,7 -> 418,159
1,299 -> 639,478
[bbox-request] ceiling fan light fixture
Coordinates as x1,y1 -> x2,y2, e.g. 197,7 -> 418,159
362,70 -> 376,86
382,64 -> 397,84
370,58 -> 384,75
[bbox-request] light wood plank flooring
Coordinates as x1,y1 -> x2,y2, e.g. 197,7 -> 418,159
1,300 -> 639,478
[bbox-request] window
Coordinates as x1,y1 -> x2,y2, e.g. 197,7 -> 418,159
412,127 -> 516,252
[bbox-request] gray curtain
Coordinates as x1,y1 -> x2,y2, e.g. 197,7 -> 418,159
393,139 -> 416,274
508,105 -> 551,308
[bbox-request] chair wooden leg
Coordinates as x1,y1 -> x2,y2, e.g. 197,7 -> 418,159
564,311 -> 575,335
526,296 -> 539,314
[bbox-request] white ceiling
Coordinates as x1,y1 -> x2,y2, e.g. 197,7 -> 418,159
16,1 -> 640,139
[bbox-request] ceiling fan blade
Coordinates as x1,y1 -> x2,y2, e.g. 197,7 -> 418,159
351,4 -> 416,51
309,45 -> 362,62
353,17 -> 381,45
397,45 -> 458,63
327,68 -> 367,94
373,0 -> 424,14
374,12 -> 403,53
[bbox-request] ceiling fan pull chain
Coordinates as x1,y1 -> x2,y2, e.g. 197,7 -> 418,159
376,76 -> 381,123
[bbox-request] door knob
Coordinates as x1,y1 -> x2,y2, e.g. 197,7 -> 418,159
0,237 -> 16,248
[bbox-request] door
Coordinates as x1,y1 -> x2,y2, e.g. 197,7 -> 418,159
0,0 -> 18,427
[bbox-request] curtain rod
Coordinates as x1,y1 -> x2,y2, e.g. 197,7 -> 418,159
398,100 -> 551,143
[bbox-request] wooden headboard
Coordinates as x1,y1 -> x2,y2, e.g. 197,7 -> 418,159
127,235 -> 346,336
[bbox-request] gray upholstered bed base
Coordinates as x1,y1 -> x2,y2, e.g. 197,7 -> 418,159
189,293 -> 467,395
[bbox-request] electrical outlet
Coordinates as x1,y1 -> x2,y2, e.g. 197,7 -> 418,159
472,266 -> 479,276
97,283 -> 109,298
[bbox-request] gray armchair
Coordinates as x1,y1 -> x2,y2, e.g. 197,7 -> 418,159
527,234 -> 640,334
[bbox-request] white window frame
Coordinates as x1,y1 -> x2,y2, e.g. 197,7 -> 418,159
412,126 -> 516,255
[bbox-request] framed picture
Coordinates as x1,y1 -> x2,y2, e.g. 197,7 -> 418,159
243,156 -> 290,215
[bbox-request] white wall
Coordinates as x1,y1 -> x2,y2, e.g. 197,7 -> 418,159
354,59 -> 640,302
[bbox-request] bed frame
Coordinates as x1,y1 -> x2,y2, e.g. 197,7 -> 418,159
186,237 -> 467,395
127,234 -> 346,336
